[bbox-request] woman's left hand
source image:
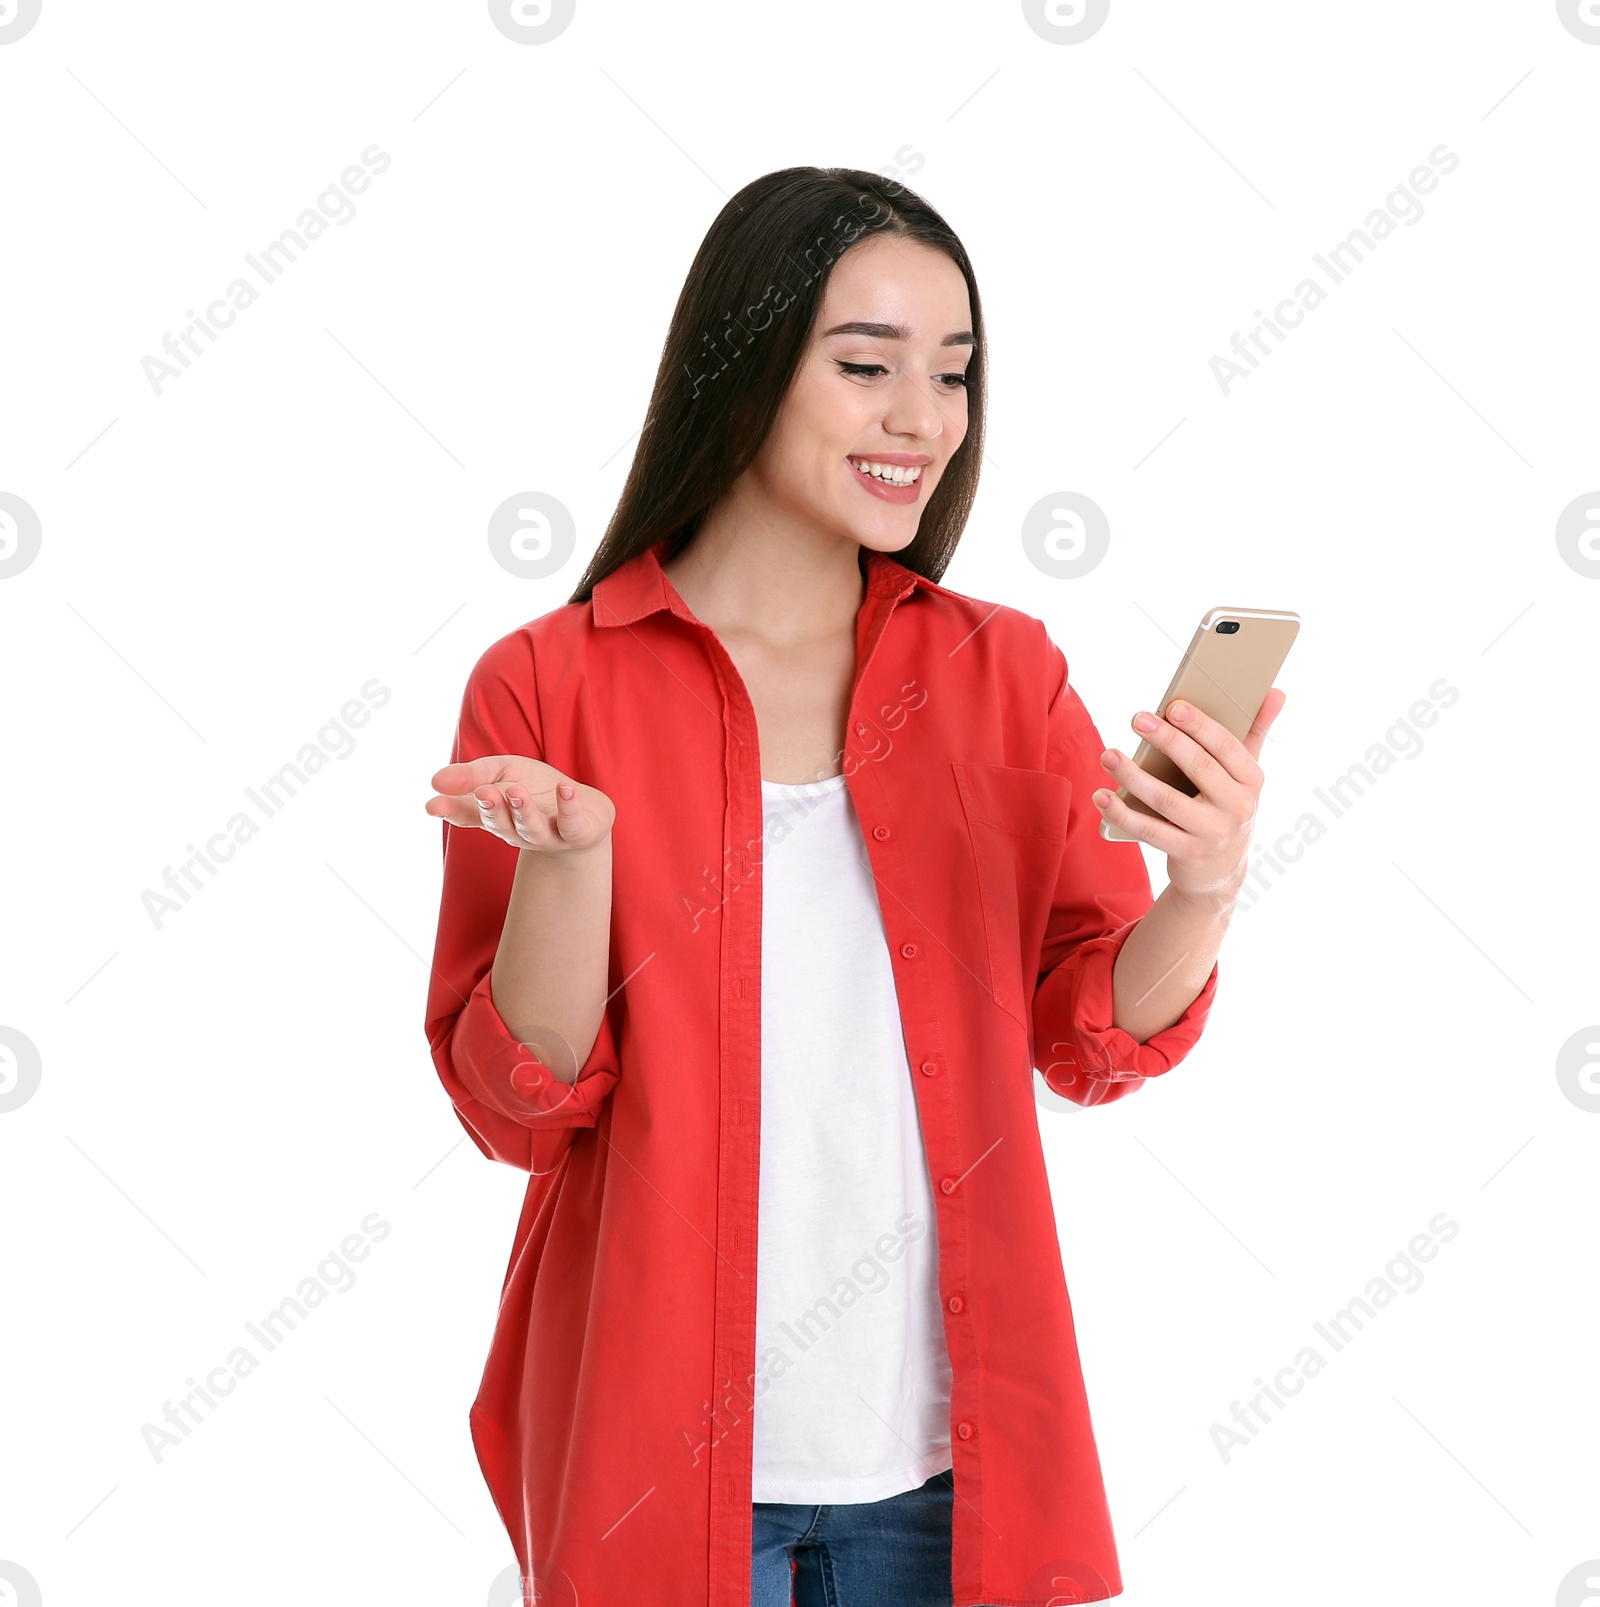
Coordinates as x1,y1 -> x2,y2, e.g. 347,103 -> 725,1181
1092,689 -> 1288,905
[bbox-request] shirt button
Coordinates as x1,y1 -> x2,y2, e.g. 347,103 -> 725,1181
956,1421 -> 973,1440
919,1060 -> 938,1076
900,942 -> 918,959
872,825 -> 890,840
855,722 -> 868,735
948,1295 -> 965,1314
940,1177 -> 956,1194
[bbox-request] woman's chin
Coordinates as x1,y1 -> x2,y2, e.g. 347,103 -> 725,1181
837,507 -> 922,550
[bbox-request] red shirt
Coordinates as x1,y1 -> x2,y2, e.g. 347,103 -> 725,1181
424,535 -> 1219,1607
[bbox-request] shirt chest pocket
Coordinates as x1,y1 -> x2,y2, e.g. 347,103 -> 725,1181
952,760 -> 1072,1017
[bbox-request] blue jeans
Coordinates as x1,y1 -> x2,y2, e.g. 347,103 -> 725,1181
751,1466 -> 958,1607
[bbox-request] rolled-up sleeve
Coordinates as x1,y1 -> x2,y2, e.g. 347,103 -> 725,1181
423,631 -> 623,1174
1029,635 -> 1218,1107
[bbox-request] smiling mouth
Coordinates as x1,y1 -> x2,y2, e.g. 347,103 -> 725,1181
847,456 -> 925,487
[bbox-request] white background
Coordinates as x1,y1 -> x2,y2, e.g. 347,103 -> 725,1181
1,2 -> 1595,1604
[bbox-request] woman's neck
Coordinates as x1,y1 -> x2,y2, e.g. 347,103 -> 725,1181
660,512 -> 865,649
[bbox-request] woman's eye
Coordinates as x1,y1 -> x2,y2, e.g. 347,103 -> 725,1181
835,361 -> 971,389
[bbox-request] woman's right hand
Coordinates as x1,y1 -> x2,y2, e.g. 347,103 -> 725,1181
427,755 -> 615,854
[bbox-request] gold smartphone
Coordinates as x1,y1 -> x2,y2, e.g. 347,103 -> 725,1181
1098,607 -> 1300,841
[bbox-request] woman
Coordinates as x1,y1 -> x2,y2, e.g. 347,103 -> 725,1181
424,167 -> 1282,1607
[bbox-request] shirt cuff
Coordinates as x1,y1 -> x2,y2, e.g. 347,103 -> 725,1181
1035,917 -> 1219,1099
452,970 -> 623,1125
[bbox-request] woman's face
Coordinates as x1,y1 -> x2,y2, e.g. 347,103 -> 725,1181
748,232 -> 974,557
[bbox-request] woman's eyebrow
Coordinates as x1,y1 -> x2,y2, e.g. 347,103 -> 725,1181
820,320 -> 975,347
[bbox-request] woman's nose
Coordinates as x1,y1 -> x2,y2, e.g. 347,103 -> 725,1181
880,371 -> 950,442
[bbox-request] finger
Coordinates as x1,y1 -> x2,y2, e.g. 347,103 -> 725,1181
425,783 -> 552,842
1135,701 -> 1257,798
425,791 -> 490,829
1240,687 -> 1287,763
472,783 -> 517,841
504,783 -> 559,848
1090,782 -> 1188,856
431,755 -> 521,794
478,783 -> 552,849
425,763 -> 516,827
1162,699 -> 1260,785
1100,748 -> 1208,833
549,781 -> 585,845
478,784 -> 546,848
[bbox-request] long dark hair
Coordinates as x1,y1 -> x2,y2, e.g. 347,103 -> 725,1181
566,166 -> 986,604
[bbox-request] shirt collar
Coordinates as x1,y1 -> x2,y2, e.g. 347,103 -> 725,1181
591,535 -> 932,628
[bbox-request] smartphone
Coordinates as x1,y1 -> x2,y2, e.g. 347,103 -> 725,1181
1098,607 -> 1300,841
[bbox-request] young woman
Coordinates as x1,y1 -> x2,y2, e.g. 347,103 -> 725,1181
424,167 -> 1283,1607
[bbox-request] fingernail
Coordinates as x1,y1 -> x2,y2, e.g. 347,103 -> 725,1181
1100,749 -> 1118,768
1132,712 -> 1157,733
1169,701 -> 1190,722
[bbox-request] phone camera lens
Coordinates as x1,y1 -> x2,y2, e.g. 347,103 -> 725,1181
1216,620 -> 1240,634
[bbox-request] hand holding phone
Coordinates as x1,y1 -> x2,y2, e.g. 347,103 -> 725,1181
1098,607 -> 1299,842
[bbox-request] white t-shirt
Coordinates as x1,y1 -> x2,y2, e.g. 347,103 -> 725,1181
750,770 -> 955,1505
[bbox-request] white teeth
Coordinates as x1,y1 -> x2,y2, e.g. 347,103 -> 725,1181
849,458 -> 923,485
